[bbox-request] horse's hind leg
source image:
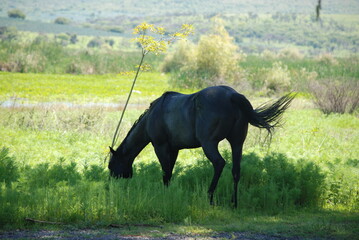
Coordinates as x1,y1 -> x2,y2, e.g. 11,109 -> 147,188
228,123 -> 248,208
201,141 -> 226,205
230,142 -> 244,208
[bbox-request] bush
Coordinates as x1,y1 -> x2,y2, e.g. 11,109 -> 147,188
263,61 -> 291,95
83,164 -> 107,181
278,47 -> 304,60
166,18 -> 245,88
108,26 -> 124,33
7,9 -> 26,19
161,40 -> 195,73
0,148 -> 19,187
0,26 -> 19,41
309,79 -> 359,114
54,17 -> 71,25
87,38 -> 103,48
315,53 -> 338,65
260,49 -> 277,60
325,159 -> 359,210
238,153 -> 326,212
24,158 -> 81,187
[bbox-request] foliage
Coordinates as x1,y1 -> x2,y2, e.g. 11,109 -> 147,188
309,78 -> 359,114
24,159 -> 81,188
0,38 -> 163,74
277,48 -> 304,60
7,9 -> 26,20
87,37 -> 103,48
0,151 -> 329,225
54,17 -> 71,25
263,61 -> 292,95
0,26 -> 19,41
161,40 -> 196,73
166,18 -> 245,88
0,148 -> 19,187
239,55 -> 358,95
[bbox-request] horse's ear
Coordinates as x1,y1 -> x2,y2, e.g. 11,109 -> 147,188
109,146 -> 116,154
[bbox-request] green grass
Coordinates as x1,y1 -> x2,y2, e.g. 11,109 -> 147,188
0,72 -> 197,104
0,71 -> 358,238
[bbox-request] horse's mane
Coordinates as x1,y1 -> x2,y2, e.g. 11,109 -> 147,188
125,91 -> 176,138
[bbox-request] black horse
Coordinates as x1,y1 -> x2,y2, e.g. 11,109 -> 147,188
109,86 -> 295,207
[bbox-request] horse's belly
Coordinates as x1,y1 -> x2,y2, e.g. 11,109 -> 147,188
170,133 -> 201,149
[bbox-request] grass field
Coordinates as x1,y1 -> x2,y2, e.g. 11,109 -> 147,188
0,71 -> 358,239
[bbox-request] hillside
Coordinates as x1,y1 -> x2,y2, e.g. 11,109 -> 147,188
0,17 -> 125,36
0,0 -> 358,56
1,0 -> 359,23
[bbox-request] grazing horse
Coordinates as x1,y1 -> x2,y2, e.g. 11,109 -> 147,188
109,86 -> 294,207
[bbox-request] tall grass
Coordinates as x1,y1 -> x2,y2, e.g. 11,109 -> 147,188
0,148 -> 328,227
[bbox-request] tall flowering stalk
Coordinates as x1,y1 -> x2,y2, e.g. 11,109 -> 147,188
111,23 -> 194,148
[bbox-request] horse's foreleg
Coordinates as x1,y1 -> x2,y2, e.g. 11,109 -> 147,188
153,143 -> 178,186
202,142 -> 226,205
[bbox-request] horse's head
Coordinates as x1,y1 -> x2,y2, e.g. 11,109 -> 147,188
108,146 -> 133,178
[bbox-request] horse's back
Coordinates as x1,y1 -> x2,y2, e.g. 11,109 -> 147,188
147,86 -> 247,148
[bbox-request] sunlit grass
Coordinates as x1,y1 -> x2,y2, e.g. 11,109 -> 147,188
0,70 -> 358,238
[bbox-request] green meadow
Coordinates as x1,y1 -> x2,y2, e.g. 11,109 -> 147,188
1,0 -> 359,237
0,70 -> 358,239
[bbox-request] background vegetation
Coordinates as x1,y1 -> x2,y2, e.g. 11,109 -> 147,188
0,1 -> 358,238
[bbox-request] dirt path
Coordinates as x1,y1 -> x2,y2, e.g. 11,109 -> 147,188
0,229 -> 323,240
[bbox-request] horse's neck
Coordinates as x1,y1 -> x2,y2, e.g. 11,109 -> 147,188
120,117 -> 150,160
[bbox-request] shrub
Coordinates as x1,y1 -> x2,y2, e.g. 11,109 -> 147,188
161,40 -> 196,73
108,26 -> 124,33
309,78 -> 359,114
83,164 -> 107,181
105,39 -> 115,47
70,34 -> 78,44
263,61 -> 291,95
7,51 -> 46,73
0,148 -> 19,187
0,26 -> 19,41
7,9 -> 26,19
87,38 -> 103,48
166,18 -> 245,88
239,153 -> 325,212
260,49 -> 277,60
54,17 -> 71,25
24,158 -> 81,187
278,47 -> 304,60
315,53 -> 338,65
291,67 -> 318,92
325,159 -> 359,210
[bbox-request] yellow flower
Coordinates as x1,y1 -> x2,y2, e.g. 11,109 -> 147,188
132,22 -> 194,55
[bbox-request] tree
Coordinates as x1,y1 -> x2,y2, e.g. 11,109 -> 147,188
7,9 -> 26,19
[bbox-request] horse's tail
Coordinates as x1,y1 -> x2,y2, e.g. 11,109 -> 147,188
232,93 -> 296,135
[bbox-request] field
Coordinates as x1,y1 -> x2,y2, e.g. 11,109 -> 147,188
0,69 -> 358,239
1,1 -> 359,237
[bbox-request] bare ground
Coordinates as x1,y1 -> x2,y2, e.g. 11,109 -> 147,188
0,229 -> 329,240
